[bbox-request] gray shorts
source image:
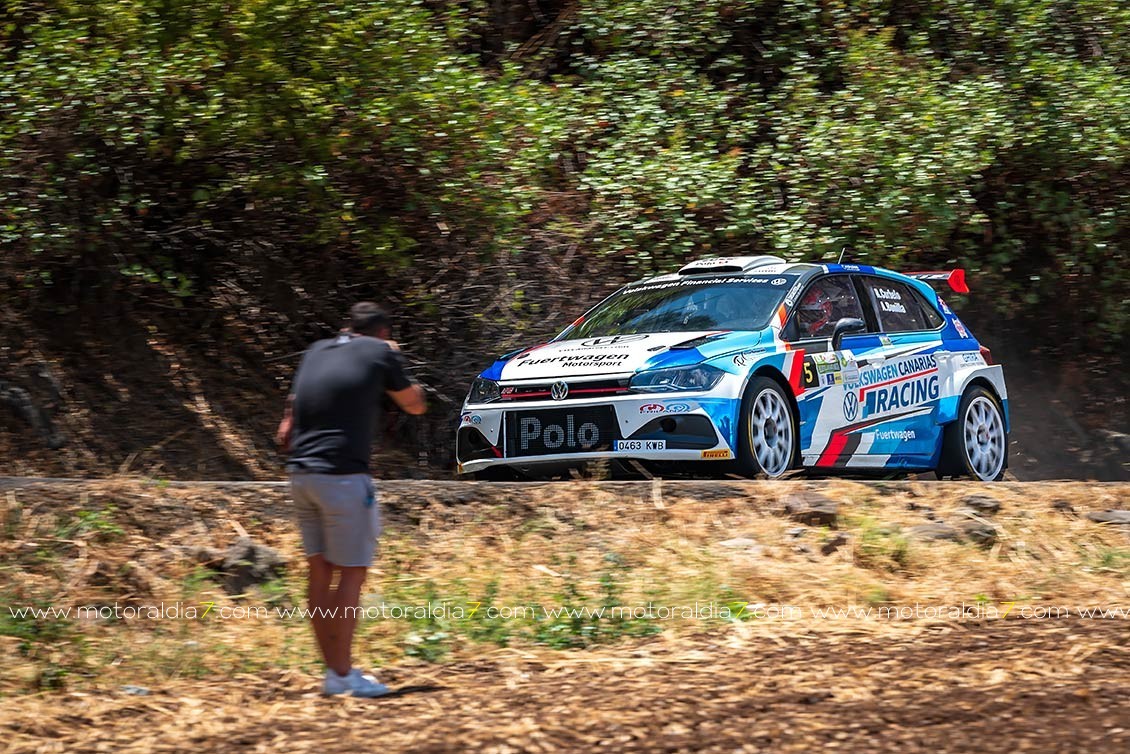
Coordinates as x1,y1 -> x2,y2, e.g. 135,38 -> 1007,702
290,473 -> 382,567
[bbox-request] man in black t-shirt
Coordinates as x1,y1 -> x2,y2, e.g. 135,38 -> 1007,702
276,302 -> 426,697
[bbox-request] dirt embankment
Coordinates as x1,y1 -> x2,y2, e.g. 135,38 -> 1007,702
1,300 -> 1127,481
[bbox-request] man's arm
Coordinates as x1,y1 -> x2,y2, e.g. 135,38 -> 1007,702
388,384 -> 427,415
276,394 -> 295,451
383,339 -> 427,415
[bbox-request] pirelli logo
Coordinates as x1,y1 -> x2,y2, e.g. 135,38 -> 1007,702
701,449 -> 732,459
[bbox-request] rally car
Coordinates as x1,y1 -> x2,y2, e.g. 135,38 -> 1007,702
456,256 -> 1008,481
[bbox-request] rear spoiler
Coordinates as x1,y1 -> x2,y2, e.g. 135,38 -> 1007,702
904,269 -> 969,294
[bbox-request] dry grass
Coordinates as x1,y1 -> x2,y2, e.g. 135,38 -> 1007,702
1,479 -> 1127,695
1,479 -> 1128,751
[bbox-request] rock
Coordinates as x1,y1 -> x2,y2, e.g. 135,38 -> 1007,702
1086,510 -> 1130,526
959,520 -> 998,548
121,685 -> 150,696
718,537 -> 764,557
180,545 -> 223,565
821,533 -> 850,556
0,374 -> 66,450
719,537 -> 758,549
786,527 -> 808,539
908,523 -> 962,542
907,501 -> 938,519
783,493 -> 838,528
1096,430 -> 1130,454
962,495 -> 1001,515
220,537 -> 287,595
1050,499 -> 1076,515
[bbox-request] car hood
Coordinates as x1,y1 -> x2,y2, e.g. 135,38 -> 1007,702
495,330 -> 767,381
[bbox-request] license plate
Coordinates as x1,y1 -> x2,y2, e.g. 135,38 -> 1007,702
613,440 -> 666,451
505,406 -> 618,457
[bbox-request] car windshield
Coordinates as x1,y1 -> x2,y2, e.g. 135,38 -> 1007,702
564,275 -> 798,339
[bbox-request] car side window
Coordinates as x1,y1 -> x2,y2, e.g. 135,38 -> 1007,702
863,277 -> 942,332
791,276 -> 866,340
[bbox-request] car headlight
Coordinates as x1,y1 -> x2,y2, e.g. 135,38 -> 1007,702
629,364 -> 726,392
467,377 -> 501,404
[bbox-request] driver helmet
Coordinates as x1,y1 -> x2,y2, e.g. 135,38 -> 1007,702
798,287 -> 834,336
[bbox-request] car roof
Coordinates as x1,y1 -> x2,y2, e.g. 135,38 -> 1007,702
630,258 -> 818,287
629,259 -> 933,299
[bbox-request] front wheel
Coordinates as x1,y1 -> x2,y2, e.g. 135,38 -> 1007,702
939,385 -> 1007,481
737,376 -> 798,478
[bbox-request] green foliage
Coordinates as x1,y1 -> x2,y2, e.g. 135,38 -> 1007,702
852,516 -> 913,572
1,0 -> 1126,340
57,506 -> 125,541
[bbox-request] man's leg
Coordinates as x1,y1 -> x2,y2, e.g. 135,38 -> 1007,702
306,554 -> 336,668
317,473 -> 380,677
325,565 -> 367,676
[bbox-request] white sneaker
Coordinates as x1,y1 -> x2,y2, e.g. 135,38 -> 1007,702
322,668 -> 391,698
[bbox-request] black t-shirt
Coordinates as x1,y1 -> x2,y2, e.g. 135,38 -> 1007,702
286,334 -> 412,474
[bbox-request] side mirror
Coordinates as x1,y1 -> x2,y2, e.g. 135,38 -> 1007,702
831,318 -> 867,350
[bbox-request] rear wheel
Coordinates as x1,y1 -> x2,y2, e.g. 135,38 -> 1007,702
939,385 -> 1007,481
737,376 -> 798,478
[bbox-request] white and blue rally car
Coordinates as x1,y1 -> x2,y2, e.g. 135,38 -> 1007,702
457,256 -> 1008,481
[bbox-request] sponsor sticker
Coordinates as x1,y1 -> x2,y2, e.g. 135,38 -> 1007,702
953,318 -> 969,338
838,354 -> 861,382
960,352 -> 983,365
770,277 -> 787,286
875,429 -> 916,442
518,415 -> 602,452
701,448 -> 732,459
733,349 -> 765,367
516,352 -> 629,368
856,354 -> 937,387
880,300 -> 907,314
627,275 -> 796,296
613,439 -> 666,451
862,374 -> 940,419
579,335 -> 649,348
784,279 -> 805,307
460,413 -> 483,425
639,402 -> 694,414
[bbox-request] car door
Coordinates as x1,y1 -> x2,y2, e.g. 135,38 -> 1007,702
844,275 -> 949,463
781,274 -> 876,466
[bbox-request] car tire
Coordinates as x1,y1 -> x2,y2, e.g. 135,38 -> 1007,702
736,376 -> 798,479
938,385 -> 1007,481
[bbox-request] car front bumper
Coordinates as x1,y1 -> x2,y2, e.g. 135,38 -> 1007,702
455,392 -> 739,474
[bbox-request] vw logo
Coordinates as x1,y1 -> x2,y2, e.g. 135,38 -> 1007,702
550,381 -> 569,401
843,391 -> 859,422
